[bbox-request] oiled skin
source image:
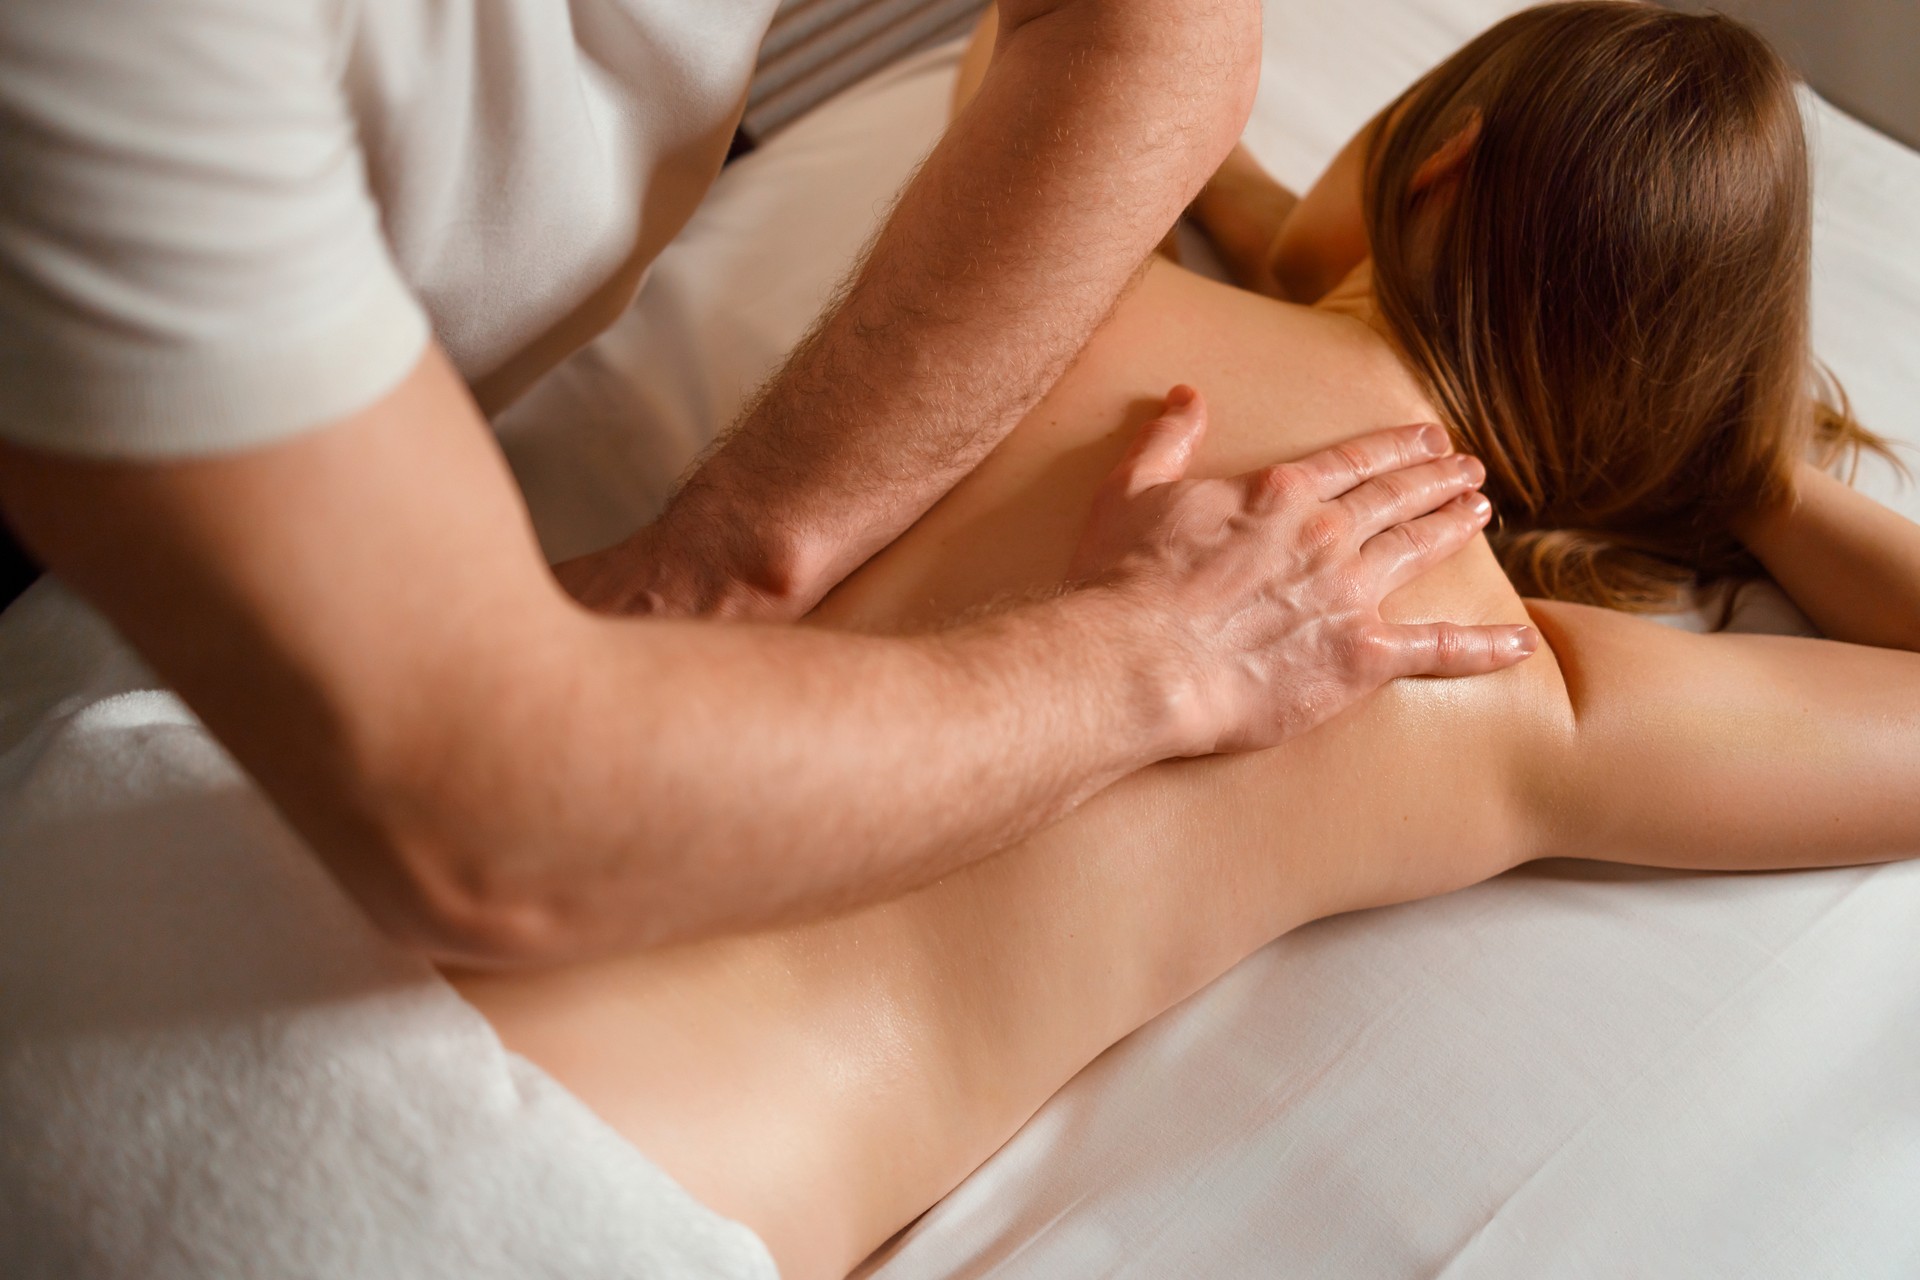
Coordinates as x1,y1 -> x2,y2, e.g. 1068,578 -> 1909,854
452,262 -> 1920,1279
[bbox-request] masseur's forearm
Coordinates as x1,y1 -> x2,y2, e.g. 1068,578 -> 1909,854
0,359 -> 1173,968
375,588 -> 1182,965
595,0 -> 1260,616
1737,462 -> 1920,652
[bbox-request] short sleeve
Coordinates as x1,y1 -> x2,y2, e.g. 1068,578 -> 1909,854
0,0 -> 430,458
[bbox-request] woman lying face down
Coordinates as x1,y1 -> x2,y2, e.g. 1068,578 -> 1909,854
1256,0 -> 1894,613
453,5 -> 1920,1277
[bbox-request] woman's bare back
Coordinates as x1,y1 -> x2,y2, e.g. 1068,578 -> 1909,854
456,260 -> 1920,1276
809,258 -> 1571,920
455,261 -> 1584,1276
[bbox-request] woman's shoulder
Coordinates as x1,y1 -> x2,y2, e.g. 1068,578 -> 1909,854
1090,259 -> 1441,469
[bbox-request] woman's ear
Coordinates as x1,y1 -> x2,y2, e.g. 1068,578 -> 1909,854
1409,111 -> 1484,196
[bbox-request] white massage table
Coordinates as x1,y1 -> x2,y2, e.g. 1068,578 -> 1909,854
504,3 -> 1920,1275
4,1 -> 1917,1276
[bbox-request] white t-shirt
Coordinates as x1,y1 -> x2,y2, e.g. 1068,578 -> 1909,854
0,0 -> 781,458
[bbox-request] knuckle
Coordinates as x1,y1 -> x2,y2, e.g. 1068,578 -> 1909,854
1396,520 -> 1435,559
1339,626 -> 1394,680
1330,441 -> 1374,480
1298,511 -> 1347,555
1369,472 -> 1411,510
1259,464 -> 1307,503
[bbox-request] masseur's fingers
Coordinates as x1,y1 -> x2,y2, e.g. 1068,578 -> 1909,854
1361,491 -> 1495,593
1104,386 -> 1209,498
1288,421 -> 1453,501
1374,620 -> 1541,680
1338,452 -> 1486,540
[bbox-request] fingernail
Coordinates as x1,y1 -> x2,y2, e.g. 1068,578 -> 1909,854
1468,493 -> 1492,519
1418,424 -> 1448,454
1166,385 -> 1197,409
1458,455 -> 1485,484
1510,626 -> 1539,655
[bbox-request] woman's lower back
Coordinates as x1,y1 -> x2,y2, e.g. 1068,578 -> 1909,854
452,261 -> 1579,1277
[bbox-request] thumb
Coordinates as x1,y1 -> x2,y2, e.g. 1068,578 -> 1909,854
1376,621 -> 1540,680
1108,386 -> 1209,498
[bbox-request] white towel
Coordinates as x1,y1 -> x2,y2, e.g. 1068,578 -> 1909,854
0,582 -> 777,1279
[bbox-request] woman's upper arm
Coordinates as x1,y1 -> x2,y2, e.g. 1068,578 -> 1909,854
1528,600 -> 1920,872
1736,463 -> 1920,653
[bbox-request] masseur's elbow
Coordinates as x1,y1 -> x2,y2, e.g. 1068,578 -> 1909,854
1007,0 -> 1261,164
343,754 -> 725,967
1185,0 -> 1264,156
329,777 -> 661,969
339,823 -> 584,969
1107,0 -> 1262,155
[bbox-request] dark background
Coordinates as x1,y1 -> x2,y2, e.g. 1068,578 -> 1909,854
1661,0 -> 1920,151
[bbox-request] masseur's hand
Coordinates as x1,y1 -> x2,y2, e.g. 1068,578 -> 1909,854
555,488 -> 798,623
1071,386 -> 1538,755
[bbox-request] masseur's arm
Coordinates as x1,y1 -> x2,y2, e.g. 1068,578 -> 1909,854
0,0 -> 1532,969
562,0 -> 1258,617
0,352 -> 1528,968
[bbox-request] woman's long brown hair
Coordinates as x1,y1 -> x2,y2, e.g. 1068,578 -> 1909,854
1365,1 -> 1896,611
